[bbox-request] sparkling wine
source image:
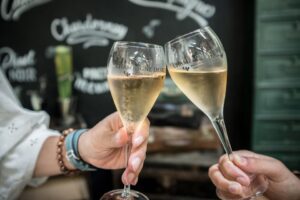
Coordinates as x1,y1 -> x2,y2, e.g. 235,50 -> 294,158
108,73 -> 165,133
168,67 -> 227,119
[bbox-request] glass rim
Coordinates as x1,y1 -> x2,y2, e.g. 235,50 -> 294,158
165,26 -> 212,47
113,41 -> 163,49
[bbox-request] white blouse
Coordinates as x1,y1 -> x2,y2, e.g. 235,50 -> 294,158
0,71 -> 60,200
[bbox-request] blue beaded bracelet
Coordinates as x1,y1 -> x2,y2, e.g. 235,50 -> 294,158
65,129 -> 97,171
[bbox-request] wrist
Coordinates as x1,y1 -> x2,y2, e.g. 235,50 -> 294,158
78,129 -> 92,164
64,129 -> 97,171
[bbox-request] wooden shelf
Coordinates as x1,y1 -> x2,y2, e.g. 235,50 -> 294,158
147,125 -> 221,154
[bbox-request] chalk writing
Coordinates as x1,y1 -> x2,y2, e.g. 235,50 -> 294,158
74,67 -> 109,95
82,67 -> 107,81
129,0 -> 215,27
0,47 -> 37,82
1,0 -> 51,21
51,14 -> 128,49
0,47 -> 35,70
142,19 -> 161,38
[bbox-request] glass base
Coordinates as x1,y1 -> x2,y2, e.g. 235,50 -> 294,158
217,174 -> 269,200
100,189 -> 149,200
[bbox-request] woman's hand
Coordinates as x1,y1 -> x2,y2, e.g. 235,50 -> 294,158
78,112 -> 149,186
208,150 -> 300,200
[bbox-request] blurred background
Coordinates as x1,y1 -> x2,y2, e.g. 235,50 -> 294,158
0,0 -> 299,199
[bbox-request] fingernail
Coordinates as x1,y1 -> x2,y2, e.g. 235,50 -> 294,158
115,132 -> 122,144
127,173 -> 135,184
224,161 -> 234,170
132,157 -> 141,171
133,177 -> 138,185
228,183 -> 241,194
236,176 -> 249,186
133,136 -> 144,146
236,155 -> 247,165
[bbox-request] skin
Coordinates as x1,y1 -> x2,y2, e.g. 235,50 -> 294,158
209,150 -> 300,200
33,112 -> 149,185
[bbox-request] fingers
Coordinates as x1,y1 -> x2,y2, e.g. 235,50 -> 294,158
122,153 -> 146,186
121,119 -> 149,185
216,189 -> 243,200
89,112 -> 128,148
121,154 -> 146,185
130,143 -> 147,179
218,155 -> 251,186
106,112 -> 124,130
132,118 -> 150,148
103,127 -> 128,148
233,150 -> 274,161
209,164 -> 243,195
209,151 -> 285,199
232,154 -> 285,181
109,115 -> 150,149
122,139 -> 147,185
122,170 -> 136,185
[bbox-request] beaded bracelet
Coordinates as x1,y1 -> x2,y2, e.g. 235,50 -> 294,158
57,128 -> 80,176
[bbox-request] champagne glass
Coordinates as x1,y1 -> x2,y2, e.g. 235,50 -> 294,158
165,27 -> 268,200
101,41 -> 166,200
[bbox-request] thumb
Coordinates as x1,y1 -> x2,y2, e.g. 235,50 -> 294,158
105,127 -> 128,148
232,154 -> 283,180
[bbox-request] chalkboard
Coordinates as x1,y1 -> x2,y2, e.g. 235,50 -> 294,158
0,0 -> 254,198
0,0 -> 254,150
0,0 -> 213,123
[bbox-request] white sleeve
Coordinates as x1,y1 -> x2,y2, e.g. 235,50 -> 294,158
0,125 -> 60,200
0,70 -> 61,200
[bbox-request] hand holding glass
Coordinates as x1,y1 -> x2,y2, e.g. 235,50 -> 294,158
101,41 -> 166,200
165,27 -> 268,199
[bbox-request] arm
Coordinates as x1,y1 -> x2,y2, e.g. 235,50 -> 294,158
33,136 -> 74,177
33,112 -> 149,185
0,71 -> 147,197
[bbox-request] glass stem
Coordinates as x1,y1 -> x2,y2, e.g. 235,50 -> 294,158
211,115 -> 233,159
122,143 -> 131,198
